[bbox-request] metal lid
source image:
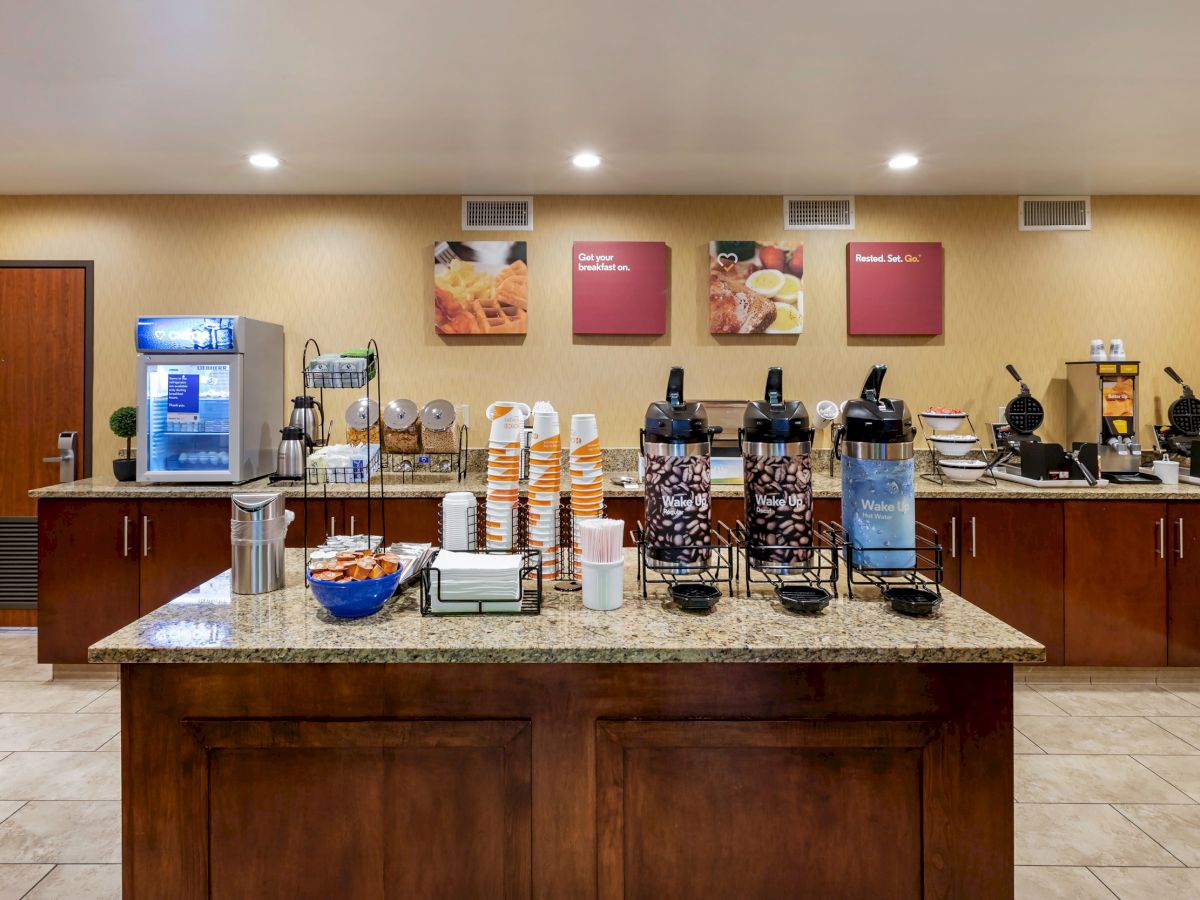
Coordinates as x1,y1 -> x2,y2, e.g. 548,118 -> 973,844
742,367 -> 813,442
231,492 -> 285,520
345,398 -> 380,429
422,399 -> 456,430
280,425 -> 305,440
291,395 -> 319,408
383,398 -> 419,431
840,364 -> 914,444
644,366 -> 712,443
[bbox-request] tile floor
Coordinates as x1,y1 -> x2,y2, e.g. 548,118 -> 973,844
0,635 -> 1199,898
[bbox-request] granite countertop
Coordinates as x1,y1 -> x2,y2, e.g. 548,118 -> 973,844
90,549 -> 1044,665
34,470 -> 1200,501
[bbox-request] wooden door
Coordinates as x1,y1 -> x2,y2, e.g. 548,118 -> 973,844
1167,502 -> 1200,666
0,266 -> 88,516
138,499 -> 232,614
961,500 -> 1065,664
917,499 -> 961,593
1065,501 -> 1167,666
37,499 -> 139,664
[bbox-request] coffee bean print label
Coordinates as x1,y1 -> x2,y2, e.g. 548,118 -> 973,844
743,453 -> 813,564
643,454 -> 712,564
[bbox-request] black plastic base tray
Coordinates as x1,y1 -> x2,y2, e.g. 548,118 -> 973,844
669,582 -> 721,611
775,585 -> 831,613
884,586 -> 941,617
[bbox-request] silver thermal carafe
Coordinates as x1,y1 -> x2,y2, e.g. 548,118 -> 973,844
288,395 -> 324,447
740,368 -> 814,568
230,492 -> 291,594
273,426 -> 306,481
642,367 -> 719,566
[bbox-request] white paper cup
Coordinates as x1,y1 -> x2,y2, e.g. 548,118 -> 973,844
487,401 -> 530,422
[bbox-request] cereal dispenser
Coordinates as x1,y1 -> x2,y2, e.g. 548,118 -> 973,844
642,367 -> 718,565
740,368 -> 815,568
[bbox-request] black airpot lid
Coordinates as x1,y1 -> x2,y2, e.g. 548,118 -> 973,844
644,366 -> 711,443
280,425 -> 306,440
841,364 -> 914,443
743,367 -> 813,442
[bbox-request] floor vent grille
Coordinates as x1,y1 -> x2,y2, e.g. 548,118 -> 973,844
1019,196 -> 1092,231
784,196 -> 855,230
462,196 -> 534,231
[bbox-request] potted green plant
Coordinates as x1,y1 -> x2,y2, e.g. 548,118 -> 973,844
110,406 -> 138,481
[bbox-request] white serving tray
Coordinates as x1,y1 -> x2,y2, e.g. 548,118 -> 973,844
993,470 -> 1109,489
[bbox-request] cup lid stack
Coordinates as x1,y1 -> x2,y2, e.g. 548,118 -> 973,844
486,401 -> 525,550
527,402 -> 561,578
569,413 -> 603,576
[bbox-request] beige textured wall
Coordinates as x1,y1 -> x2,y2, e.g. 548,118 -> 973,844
1,194 -> 1198,463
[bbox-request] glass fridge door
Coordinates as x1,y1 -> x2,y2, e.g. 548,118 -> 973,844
143,361 -> 234,477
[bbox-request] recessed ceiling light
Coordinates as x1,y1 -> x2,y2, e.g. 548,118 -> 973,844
572,152 -> 602,169
248,152 -> 280,169
887,153 -> 919,170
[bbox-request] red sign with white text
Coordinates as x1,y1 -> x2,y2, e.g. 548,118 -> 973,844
846,242 -> 944,335
572,241 -> 668,334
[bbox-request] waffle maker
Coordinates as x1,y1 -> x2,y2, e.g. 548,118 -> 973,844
1152,367 -> 1200,484
990,364 -> 1100,486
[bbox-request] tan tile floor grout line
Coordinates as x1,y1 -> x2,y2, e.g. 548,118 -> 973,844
1108,801 -> 1192,868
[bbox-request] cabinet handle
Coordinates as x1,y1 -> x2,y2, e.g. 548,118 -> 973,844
1178,518 -> 1185,560
329,516 -> 336,538
969,516 -> 977,558
350,515 -> 356,535
1157,518 -> 1165,560
949,516 -> 957,558
142,516 -> 151,557
122,515 -> 130,557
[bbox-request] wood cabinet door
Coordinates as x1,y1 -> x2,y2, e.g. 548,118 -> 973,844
377,498 -> 441,544
600,497 -> 644,546
1168,502 -> 1200,666
37,499 -> 140,664
284,497 -> 343,548
917,499 -> 961,594
1065,501 -> 1167,666
138,499 -> 232,615
961,500 -> 1065,664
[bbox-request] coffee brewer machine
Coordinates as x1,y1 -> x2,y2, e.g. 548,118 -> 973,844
1152,366 -> 1200,485
1066,360 -> 1159,484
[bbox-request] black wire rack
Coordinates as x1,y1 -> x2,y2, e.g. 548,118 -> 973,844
300,338 -> 385,570
418,547 -> 543,616
632,520 -> 737,599
382,424 -> 469,482
831,521 -> 944,602
734,519 -> 840,608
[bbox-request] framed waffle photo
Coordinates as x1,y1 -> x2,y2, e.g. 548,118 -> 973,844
434,241 -> 528,334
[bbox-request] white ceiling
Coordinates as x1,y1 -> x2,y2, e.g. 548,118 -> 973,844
2,0 -> 1199,195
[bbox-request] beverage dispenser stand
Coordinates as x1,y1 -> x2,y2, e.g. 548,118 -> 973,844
300,338 -> 385,565
832,521 -> 945,614
735,518 -> 840,611
917,412 -> 996,487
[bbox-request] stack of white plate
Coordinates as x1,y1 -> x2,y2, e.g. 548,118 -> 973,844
440,492 -> 476,551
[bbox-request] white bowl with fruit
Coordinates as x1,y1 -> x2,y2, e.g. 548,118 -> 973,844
921,407 -> 968,432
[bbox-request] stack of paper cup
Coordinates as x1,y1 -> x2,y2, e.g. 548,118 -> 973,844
486,401 -> 529,550
526,402 -> 561,578
569,413 -> 604,576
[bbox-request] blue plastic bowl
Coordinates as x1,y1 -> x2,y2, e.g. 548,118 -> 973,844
307,570 -> 402,618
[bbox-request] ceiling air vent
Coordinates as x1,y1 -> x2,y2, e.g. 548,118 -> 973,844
461,196 -> 534,231
1019,196 -> 1091,231
784,196 -> 855,231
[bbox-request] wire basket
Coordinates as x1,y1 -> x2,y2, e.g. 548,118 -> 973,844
303,355 -> 377,390
306,444 -> 381,484
418,548 -> 543,616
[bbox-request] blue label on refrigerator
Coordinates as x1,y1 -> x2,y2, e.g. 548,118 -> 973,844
166,373 -> 200,423
136,316 -> 237,352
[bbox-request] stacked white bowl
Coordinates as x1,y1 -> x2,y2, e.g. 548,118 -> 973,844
526,402 -> 562,578
569,413 -> 604,577
485,401 -> 528,550
440,491 -> 477,551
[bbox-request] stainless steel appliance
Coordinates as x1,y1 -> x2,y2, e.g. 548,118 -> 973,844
287,395 -> 324,447
273,426 -> 306,481
135,316 -> 284,483
230,492 -> 290,594
1066,360 -> 1158,484
1152,366 -> 1200,485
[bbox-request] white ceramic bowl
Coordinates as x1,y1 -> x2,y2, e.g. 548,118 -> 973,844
928,434 -> 979,457
920,411 -> 968,432
938,459 -> 988,483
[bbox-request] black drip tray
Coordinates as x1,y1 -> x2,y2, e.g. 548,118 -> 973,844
884,586 -> 942,617
775,584 -> 831,613
669,582 -> 721,611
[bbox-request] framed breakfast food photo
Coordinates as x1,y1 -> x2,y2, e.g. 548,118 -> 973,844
434,241 -> 528,335
708,240 -> 803,334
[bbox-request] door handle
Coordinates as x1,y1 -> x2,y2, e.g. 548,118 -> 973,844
1157,518 -> 1165,560
969,516 -> 977,558
143,516 -> 151,557
949,516 -> 957,558
1178,518 -> 1185,560
123,515 -> 131,557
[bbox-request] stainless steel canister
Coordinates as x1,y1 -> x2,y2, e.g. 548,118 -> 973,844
230,492 -> 291,594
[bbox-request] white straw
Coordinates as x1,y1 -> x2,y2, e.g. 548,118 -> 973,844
578,518 -> 624,564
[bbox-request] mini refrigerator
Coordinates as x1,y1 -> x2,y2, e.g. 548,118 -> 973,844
135,316 -> 284,483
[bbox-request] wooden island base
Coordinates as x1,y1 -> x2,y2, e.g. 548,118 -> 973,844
123,661 -> 1014,898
